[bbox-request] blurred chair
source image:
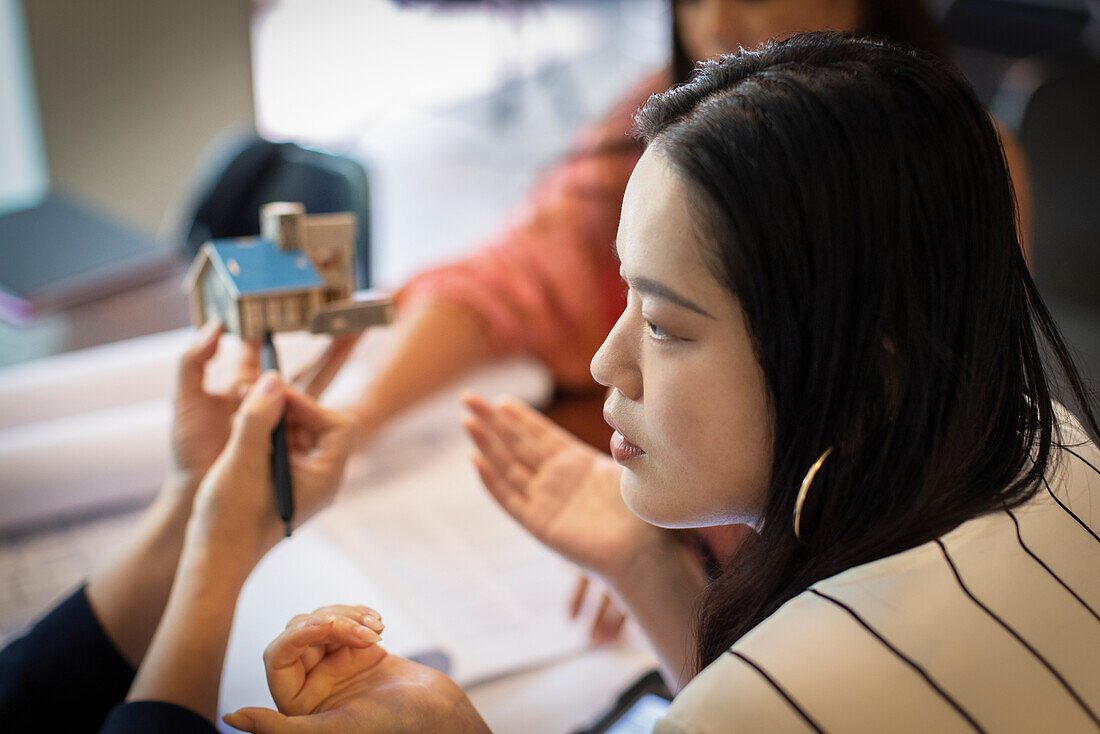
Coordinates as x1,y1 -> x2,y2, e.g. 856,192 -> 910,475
1018,59 -> 1100,392
944,0 -> 1100,391
1020,60 -> 1100,310
177,134 -> 373,287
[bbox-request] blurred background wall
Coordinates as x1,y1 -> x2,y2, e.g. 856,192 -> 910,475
20,0 -> 255,235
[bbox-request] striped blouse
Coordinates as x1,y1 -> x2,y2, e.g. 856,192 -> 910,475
657,410 -> 1100,734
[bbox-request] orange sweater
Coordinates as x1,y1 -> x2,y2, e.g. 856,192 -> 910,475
398,72 -> 669,390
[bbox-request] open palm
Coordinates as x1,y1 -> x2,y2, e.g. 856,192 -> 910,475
462,394 -> 663,581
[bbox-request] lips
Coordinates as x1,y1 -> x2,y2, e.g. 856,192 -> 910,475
604,408 -> 645,464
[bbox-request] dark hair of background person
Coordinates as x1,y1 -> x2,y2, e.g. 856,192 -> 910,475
633,31 -> 1100,671
670,0 -> 951,84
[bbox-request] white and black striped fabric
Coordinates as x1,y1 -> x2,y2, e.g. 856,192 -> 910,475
657,409 -> 1100,733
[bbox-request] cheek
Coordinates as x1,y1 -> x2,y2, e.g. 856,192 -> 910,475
643,346 -> 772,523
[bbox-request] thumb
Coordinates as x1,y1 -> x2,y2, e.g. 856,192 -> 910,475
229,372 -> 288,449
223,707 -> 311,734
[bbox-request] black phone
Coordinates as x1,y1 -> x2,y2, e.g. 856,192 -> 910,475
575,669 -> 673,734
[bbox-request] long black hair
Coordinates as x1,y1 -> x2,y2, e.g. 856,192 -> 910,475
671,0 -> 950,84
633,32 -> 1099,670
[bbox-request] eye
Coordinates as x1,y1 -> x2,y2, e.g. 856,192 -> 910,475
644,319 -> 674,341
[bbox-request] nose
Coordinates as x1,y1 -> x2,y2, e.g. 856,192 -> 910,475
591,309 -> 642,401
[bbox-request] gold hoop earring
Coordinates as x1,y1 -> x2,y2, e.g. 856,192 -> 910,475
793,446 -> 834,542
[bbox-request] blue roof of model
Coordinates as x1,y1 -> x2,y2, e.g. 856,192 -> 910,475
208,238 -> 322,296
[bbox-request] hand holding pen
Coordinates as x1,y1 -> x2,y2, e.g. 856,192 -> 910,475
190,368 -> 358,562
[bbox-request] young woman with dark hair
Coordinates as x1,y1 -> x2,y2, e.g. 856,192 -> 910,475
222,34 -> 1097,733
302,0 -> 1033,642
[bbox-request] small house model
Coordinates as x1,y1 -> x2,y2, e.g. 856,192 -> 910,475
183,202 -> 392,340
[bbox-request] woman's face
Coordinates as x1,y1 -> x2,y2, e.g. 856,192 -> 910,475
675,0 -> 862,62
592,149 -> 773,529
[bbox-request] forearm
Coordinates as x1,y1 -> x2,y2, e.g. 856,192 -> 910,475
610,537 -> 709,692
85,475 -> 195,668
350,298 -> 493,441
127,522 -> 255,721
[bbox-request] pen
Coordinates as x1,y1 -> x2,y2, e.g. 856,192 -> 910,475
260,332 -> 294,537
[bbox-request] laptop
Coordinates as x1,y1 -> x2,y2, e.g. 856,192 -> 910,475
0,193 -> 178,324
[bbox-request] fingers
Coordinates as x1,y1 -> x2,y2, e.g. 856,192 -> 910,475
225,708 -> 351,734
224,707 -> 315,734
498,397 -> 572,454
177,319 -> 223,397
228,372 -> 289,449
462,393 -> 528,456
284,389 -> 357,467
284,387 -> 355,435
569,575 -> 590,619
264,606 -> 386,715
462,393 -> 572,475
291,335 -> 360,398
472,454 -> 530,524
464,417 -> 533,491
287,604 -> 383,633
568,577 -> 627,644
265,613 -> 382,672
590,592 -> 627,645
462,394 -> 544,471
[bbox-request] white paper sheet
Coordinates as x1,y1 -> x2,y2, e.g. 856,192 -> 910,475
218,432 -> 594,723
0,400 -> 171,529
0,323 -> 549,531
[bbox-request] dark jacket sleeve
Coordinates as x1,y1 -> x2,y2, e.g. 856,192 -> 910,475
0,585 -> 134,732
101,701 -> 218,733
0,585 -> 217,734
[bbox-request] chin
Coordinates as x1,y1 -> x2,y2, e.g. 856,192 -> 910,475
620,469 -> 695,529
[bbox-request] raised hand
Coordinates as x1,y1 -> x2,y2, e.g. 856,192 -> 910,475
461,393 -> 666,584
224,607 -> 490,734
171,319 -> 261,492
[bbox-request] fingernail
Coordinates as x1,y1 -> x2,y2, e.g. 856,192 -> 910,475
223,712 -> 254,731
356,625 -> 382,643
259,371 -> 281,394
362,613 -> 384,631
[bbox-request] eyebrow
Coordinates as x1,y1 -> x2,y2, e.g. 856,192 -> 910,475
613,240 -> 715,319
627,276 -> 716,319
